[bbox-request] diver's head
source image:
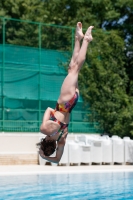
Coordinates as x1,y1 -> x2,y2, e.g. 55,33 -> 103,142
37,137 -> 56,156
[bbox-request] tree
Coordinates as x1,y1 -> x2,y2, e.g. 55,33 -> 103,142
78,29 -> 133,138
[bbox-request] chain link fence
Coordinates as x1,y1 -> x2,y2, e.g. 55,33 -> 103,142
0,17 -> 100,133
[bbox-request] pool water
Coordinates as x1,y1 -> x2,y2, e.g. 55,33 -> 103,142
0,172 -> 133,200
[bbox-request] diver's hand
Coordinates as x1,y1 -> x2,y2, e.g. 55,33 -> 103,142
39,149 -> 45,159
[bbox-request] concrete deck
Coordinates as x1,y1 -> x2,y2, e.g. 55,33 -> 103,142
0,165 -> 133,175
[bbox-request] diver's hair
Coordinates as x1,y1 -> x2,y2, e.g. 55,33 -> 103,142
36,138 -> 56,156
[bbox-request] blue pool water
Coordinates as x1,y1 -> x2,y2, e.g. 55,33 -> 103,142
0,172 -> 133,200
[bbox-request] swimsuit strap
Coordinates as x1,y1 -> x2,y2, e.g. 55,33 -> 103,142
57,124 -> 68,142
57,130 -> 64,142
50,111 -> 62,126
49,111 -> 68,137
50,111 -> 69,128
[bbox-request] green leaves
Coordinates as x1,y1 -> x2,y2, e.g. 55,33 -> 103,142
79,28 -> 133,137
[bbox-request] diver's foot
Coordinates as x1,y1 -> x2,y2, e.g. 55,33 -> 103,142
75,22 -> 84,41
84,26 -> 94,42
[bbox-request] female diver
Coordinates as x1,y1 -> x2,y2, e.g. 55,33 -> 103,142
37,22 -> 94,163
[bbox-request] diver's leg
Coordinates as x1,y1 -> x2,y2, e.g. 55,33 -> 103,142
58,26 -> 94,103
74,26 -> 94,72
68,22 -> 84,72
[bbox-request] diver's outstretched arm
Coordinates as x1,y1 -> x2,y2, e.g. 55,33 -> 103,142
40,107 -> 54,133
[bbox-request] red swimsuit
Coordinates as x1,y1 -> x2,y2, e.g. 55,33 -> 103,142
55,92 -> 78,113
49,92 -> 79,140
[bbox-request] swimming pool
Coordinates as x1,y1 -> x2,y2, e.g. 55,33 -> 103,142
0,172 -> 133,200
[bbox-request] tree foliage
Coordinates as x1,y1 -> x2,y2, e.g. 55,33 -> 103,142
0,0 -> 133,137
79,29 -> 133,137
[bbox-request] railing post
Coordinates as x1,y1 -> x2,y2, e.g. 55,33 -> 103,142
38,23 -> 42,131
1,17 -> 5,131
